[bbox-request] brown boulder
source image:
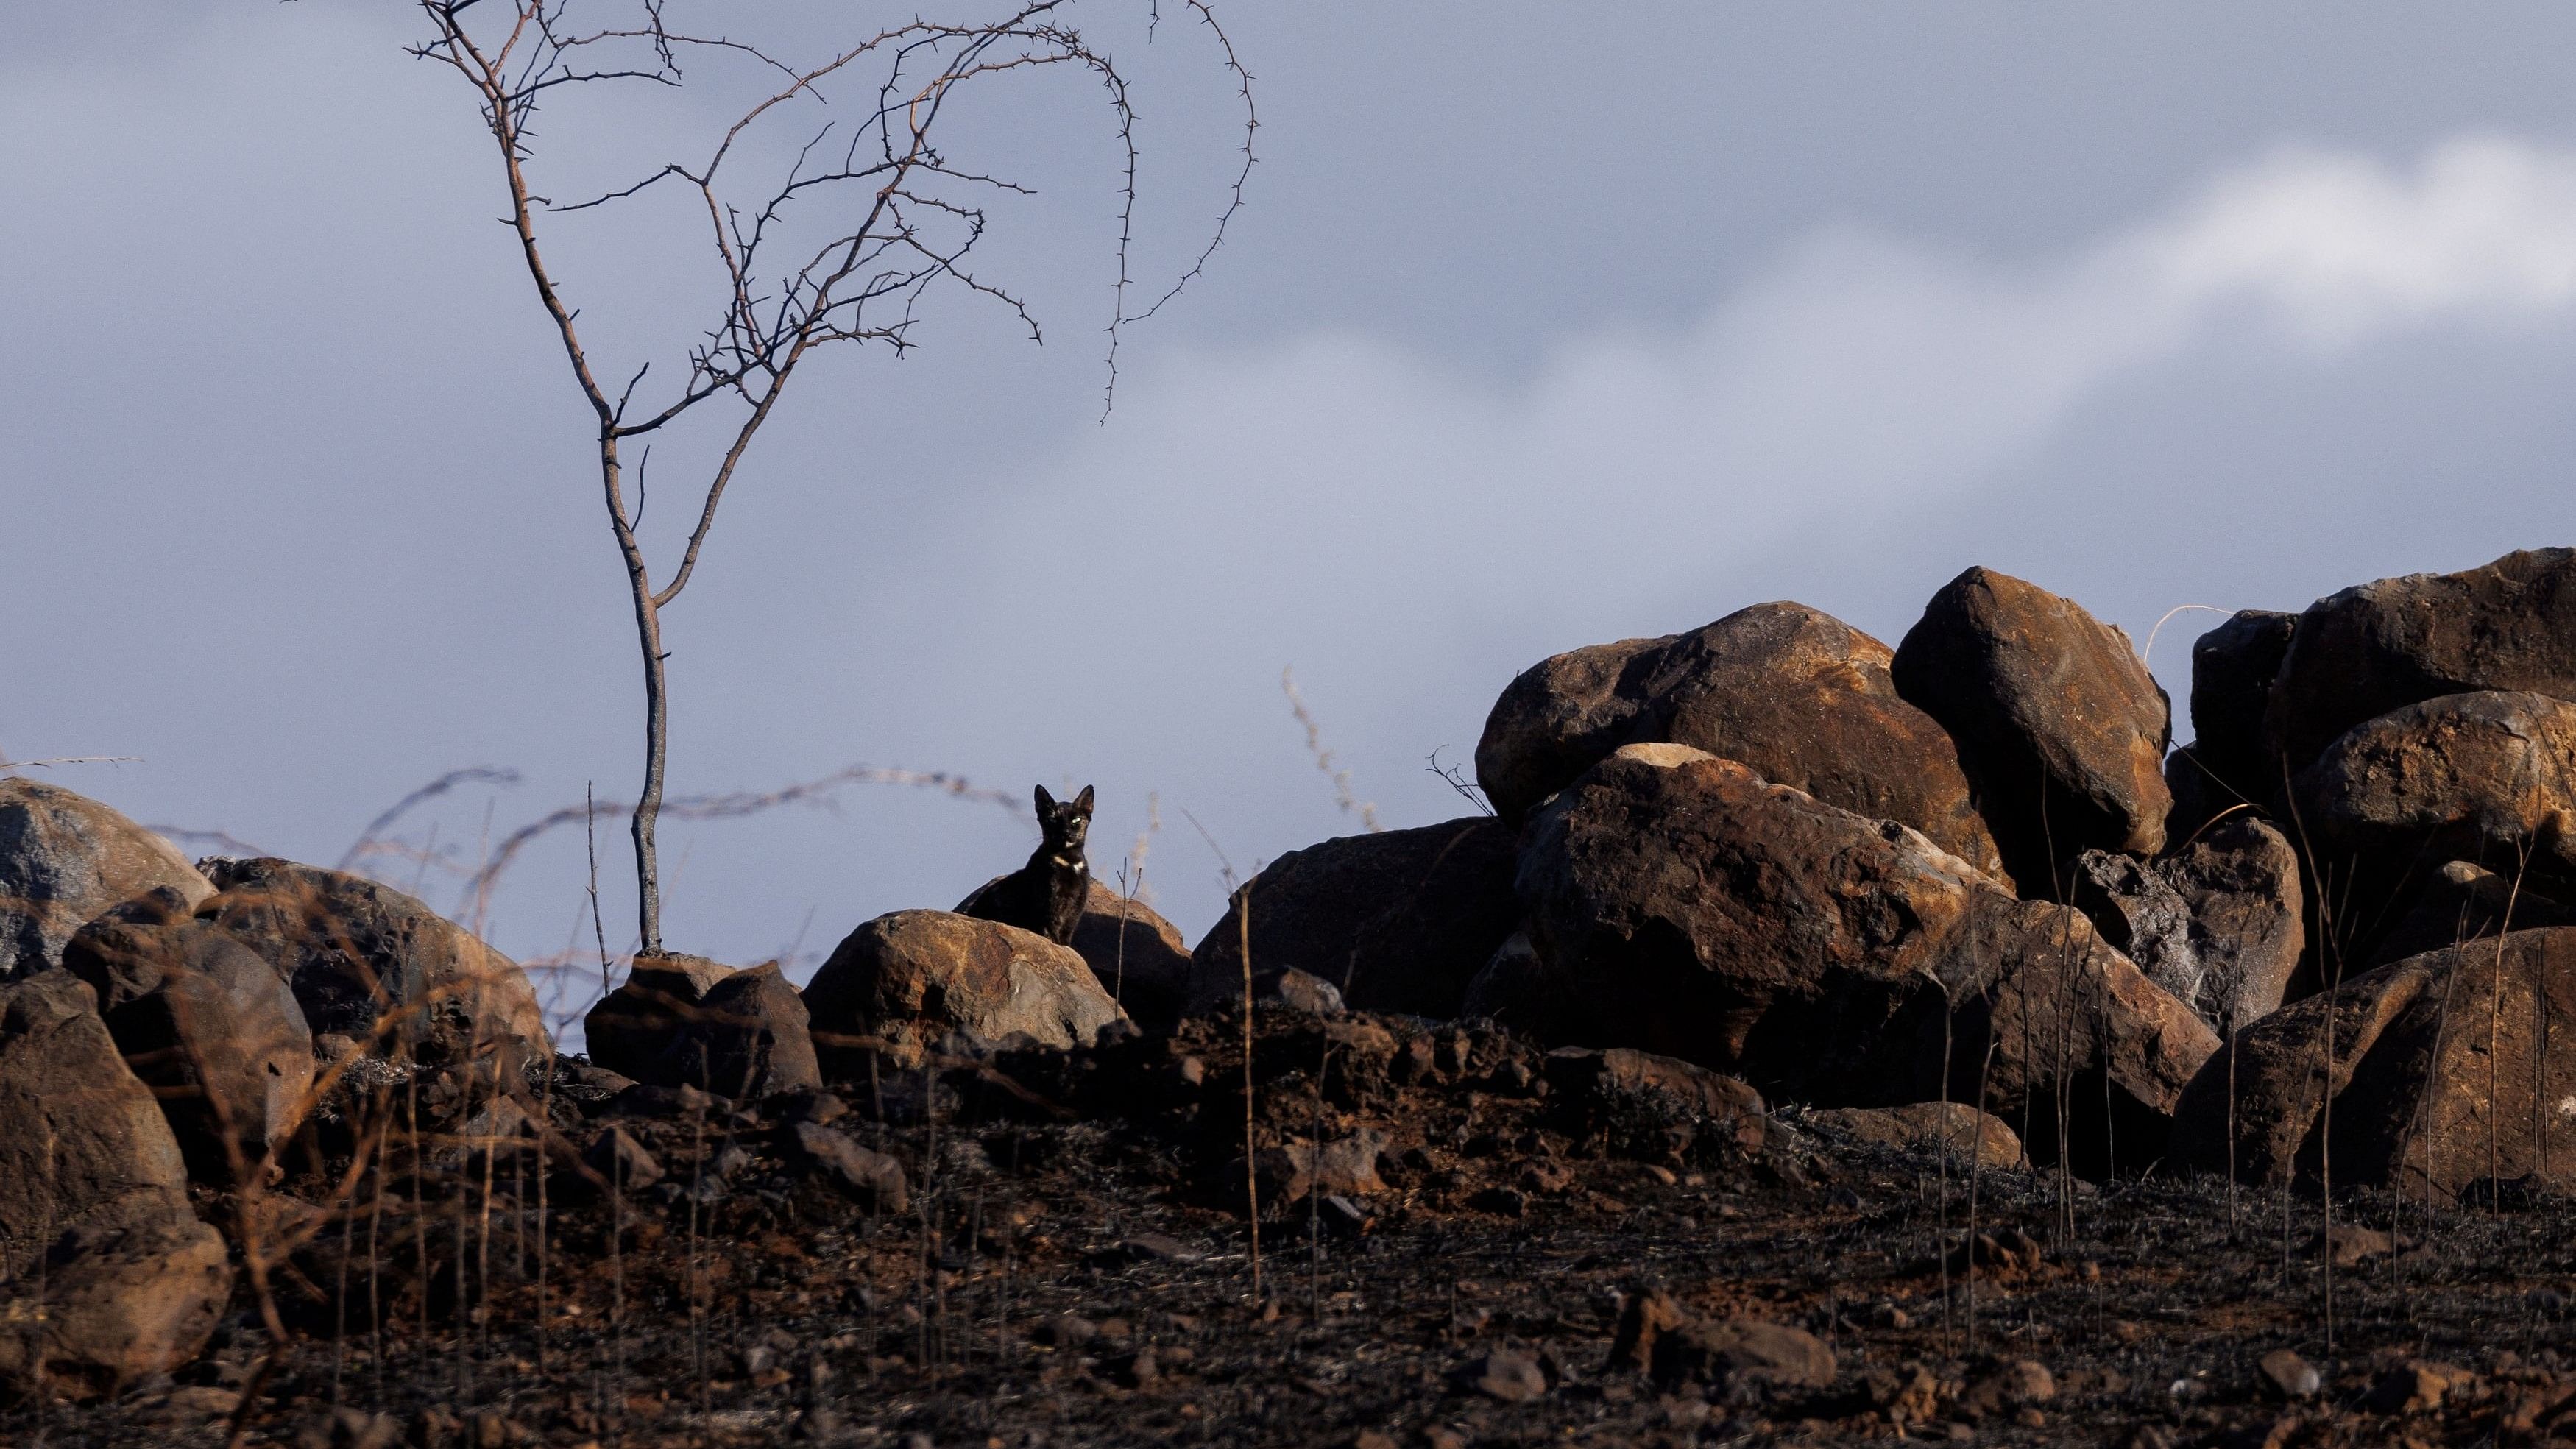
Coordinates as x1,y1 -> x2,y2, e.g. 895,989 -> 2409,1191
1185,818 -> 1518,1020
803,909 -> 1127,1072
1474,603 -> 2003,876
2170,927 -> 2576,1204
0,779 -> 212,977
2187,609 -> 2301,805
2268,547 -> 2576,774
0,971 -> 230,1400
196,858 -> 546,1071
1802,1101 -> 2025,1170
62,889 -> 315,1184
1515,745 -> 2215,1169
2293,690 -> 2576,900
1891,567 -> 2172,891
583,954 -> 820,1099
1066,879 -> 1195,1032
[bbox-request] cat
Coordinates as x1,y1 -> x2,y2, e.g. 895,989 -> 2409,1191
956,784 -> 1093,944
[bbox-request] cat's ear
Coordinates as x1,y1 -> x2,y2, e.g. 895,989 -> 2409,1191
1073,785 -> 1095,815
1035,784 -> 1056,813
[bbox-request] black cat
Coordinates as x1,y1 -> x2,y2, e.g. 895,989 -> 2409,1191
956,784 -> 1093,943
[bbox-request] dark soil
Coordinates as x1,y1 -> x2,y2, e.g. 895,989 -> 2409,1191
32,1006 -> 2576,1448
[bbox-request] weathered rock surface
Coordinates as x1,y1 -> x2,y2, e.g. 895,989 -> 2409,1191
2268,547 -> 2576,773
0,971 -> 230,1400
1185,818 -> 1518,1021
1515,745 -> 2215,1166
584,954 -> 821,1099
804,910 -> 1127,1072
197,858 -> 546,1070
1066,879 -> 1195,1032
2188,609 -> 2301,803
0,779 -> 211,977
1891,567 -> 2172,890
2293,690 -> 2576,899
2160,818 -> 2306,1027
1801,1101 -> 2025,1169
2170,927 -> 2576,1204
2070,818 -> 2303,1032
1474,603 -> 2004,876
62,888 -> 314,1183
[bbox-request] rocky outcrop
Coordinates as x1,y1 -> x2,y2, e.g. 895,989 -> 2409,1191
2188,609 -> 2301,804
2268,548 -> 2576,774
2293,690 -> 2576,900
1474,603 -> 2003,876
1066,880 -> 1195,1032
196,858 -> 546,1071
61,889 -> 314,1183
0,971 -> 230,1401
1186,818 -> 1519,1021
2170,927 -> 2576,1205
1891,567 -> 2172,891
804,910 -> 1127,1072
584,954 -> 821,1100
1512,745 -> 2215,1166
2070,818 -> 2304,1032
0,779 -> 212,977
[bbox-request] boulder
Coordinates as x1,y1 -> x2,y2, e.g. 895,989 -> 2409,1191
2293,690 -> 2576,901
1515,745 -> 2216,1169
1890,567 -> 2172,891
2067,851 -> 2202,1018
196,858 -> 546,1071
1185,818 -> 1518,1020
0,779 -> 211,977
583,954 -> 821,1099
2187,609 -> 2301,804
1802,1101 -> 2025,1170
2268,548 -> 2576,775
1065,879 -> 1195,1032
61,889 -> 314,1184
2171,927 -> 2576,1205
2069,818 -> 2304,1032
1474,603 -> 2003,876
2159,818 -> 2306,1027
803,910 -> 1126,1072
0,971 -> 230,1400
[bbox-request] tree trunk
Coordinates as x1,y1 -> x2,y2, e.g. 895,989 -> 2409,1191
599,433 -> 667,953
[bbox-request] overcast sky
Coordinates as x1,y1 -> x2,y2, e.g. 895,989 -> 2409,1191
7,4 -> 2576,1025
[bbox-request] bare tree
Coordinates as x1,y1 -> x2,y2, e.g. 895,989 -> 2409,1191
406,0 -> 1252,951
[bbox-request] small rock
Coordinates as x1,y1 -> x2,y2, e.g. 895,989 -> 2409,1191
2259,1348 -> 2320,1401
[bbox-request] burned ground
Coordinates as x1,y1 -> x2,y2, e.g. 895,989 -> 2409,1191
28,1002 -> 2576,1449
